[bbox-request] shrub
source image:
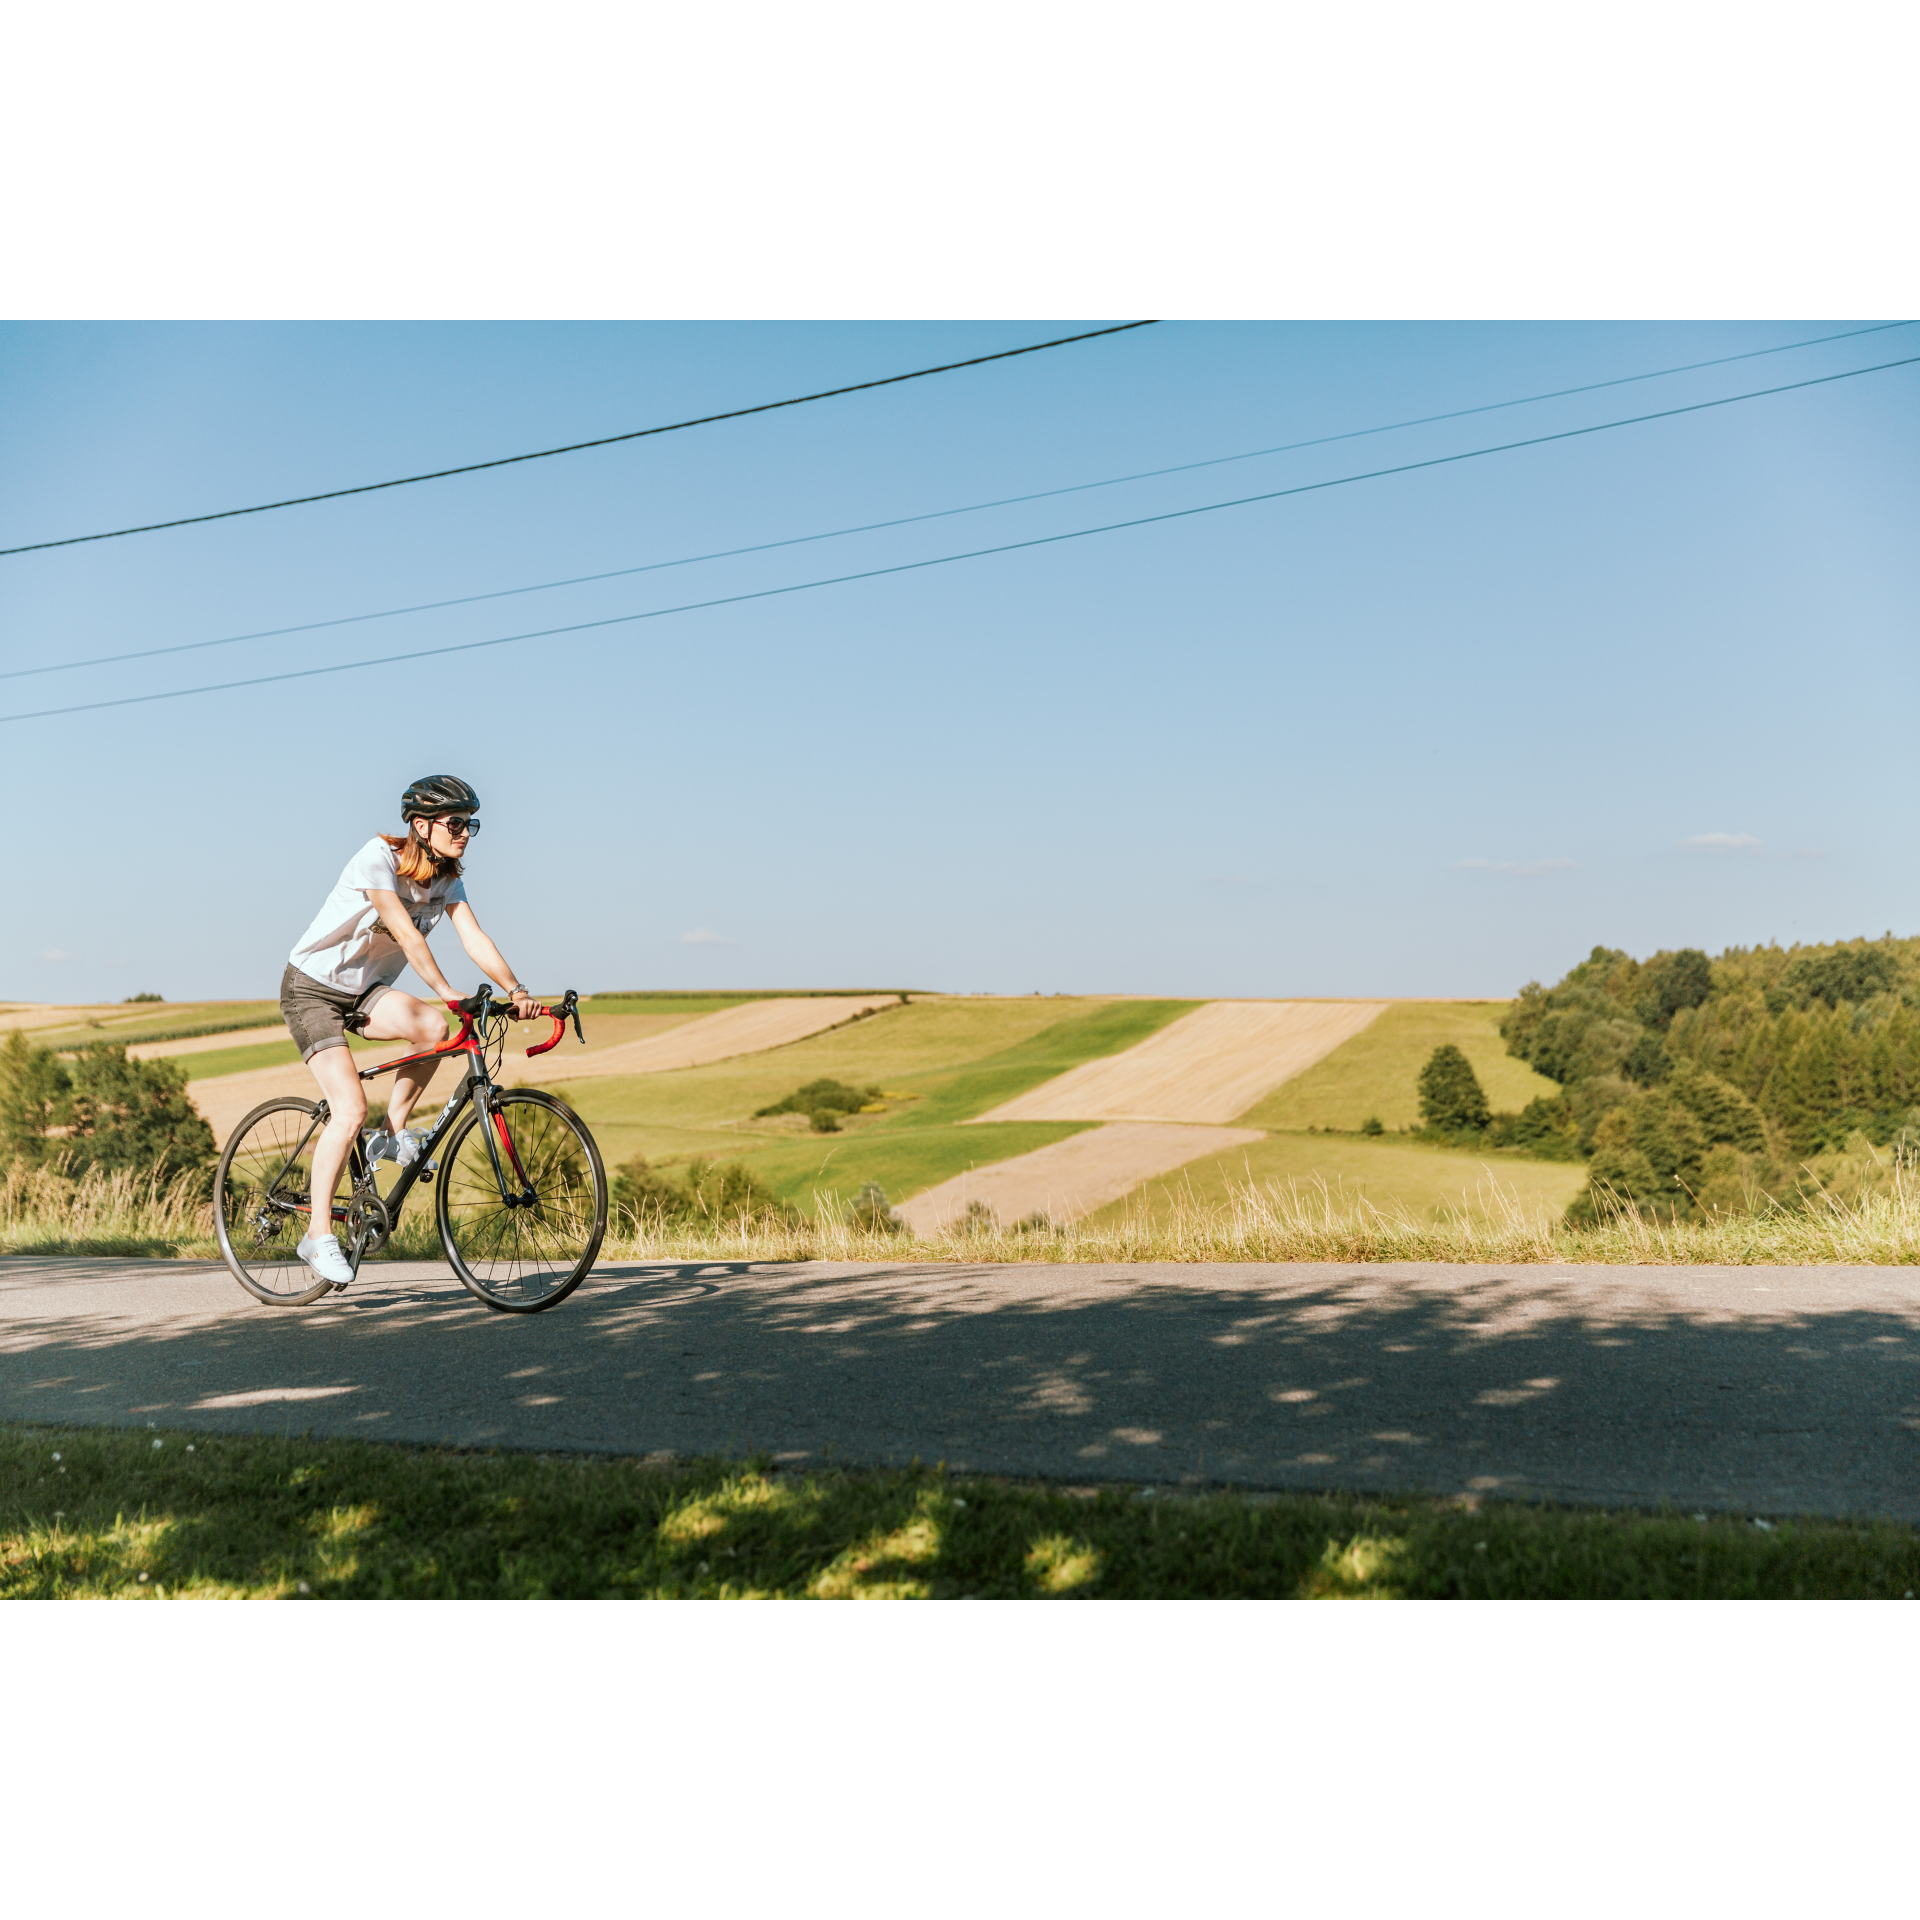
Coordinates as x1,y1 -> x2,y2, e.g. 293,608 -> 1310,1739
0,1035 -> 213,1186
849,1181 -> 903,1233
611,1153 -> 796,1229
809,1107 -> 841,1133
1360,1115 -> 1384,1137
1418,1045 -> 1490,1132
1486,1095 -> 1581,1160
755,1078 -> 881,1120
955,1199 -> 995,1233
123,992 -> 164,1004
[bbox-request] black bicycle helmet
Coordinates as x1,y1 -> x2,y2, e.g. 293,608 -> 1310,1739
400,774 -> 480,822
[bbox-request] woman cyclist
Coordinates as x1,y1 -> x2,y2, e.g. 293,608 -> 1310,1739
280,775 -> 541,1290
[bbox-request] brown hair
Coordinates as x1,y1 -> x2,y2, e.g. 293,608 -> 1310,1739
381,830 -> 462,887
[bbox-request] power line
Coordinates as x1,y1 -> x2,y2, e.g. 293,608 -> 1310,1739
0,321 -> 1159,558
5,349 -> 1914,727
8,319 -> 1909,687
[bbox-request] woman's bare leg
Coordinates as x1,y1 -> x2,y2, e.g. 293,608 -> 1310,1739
302,996 -> 446,1230
358,993 -> 448,1132
306,1045 -> 369,1234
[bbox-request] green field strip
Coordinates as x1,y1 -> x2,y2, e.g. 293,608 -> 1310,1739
889,998 -> 1201,1129
733,1120 -> 1095,1213
1088,1129 -> 1588,1227
1235,1000 -> 1562,1132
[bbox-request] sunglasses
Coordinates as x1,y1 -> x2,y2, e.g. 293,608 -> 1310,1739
432,815 -> 480,837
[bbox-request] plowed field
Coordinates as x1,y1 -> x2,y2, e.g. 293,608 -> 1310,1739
976,999 -> 1386,1125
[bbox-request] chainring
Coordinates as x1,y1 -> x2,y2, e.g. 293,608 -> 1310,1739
344,1191 -> 393,1262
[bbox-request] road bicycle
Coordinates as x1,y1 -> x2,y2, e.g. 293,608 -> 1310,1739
212,985 -> 608,1314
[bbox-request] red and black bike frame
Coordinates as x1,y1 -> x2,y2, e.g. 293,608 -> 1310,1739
315,986 -> 584,1221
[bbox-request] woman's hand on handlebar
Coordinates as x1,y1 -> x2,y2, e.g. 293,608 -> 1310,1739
507,986 -> 545,1021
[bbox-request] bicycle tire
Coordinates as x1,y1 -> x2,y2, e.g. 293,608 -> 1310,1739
213,1096 -> 339,1307
435,1088 -> 607,1313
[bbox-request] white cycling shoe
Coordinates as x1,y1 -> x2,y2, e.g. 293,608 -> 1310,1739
296,1232 -> 356,1290
366,1127 -> 424,1170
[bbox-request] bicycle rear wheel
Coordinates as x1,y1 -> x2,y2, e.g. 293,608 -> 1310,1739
213,1097 -> 337,1306
435,1089 -> 607,1312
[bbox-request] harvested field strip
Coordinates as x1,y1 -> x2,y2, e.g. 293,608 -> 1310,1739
895,1122 -> 1264,1232
979,1000 -> 1388,1125
186,1046 -> 420,1141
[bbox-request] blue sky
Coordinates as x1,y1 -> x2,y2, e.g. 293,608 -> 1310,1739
2,320 -> 1916,1005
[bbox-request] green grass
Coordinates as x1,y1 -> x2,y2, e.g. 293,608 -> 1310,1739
1098,1130 -> 1589,1227
552,995 -> 1196,1211
180,1038 -> 304,1078
1239,1000 -> 1562,1132
5,1423 -> 1912,1598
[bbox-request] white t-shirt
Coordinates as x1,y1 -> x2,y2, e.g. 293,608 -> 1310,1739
288,837 -> 468,994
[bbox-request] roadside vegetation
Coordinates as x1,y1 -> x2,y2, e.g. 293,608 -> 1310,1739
5,1423 -> 1912,1599
16,1148 -> 1920,1266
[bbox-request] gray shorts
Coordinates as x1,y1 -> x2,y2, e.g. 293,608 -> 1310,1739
280,963 -> 397,1063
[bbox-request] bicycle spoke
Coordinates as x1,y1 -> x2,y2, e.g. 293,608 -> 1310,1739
438,1092 -> 605,1311
214,1099 -> 338,1306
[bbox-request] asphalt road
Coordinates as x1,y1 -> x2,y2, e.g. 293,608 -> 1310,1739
4,1253 -> 1918,1519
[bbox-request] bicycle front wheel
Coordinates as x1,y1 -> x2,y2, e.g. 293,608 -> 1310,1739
435,1089 -> 607,1312
214,1097 -> 336,1306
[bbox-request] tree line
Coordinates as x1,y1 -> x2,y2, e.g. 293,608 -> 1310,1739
1486,935 -> 1920,1220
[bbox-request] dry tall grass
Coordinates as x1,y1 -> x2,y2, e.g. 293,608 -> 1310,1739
8,1160 -> 1920,1267
600,1166 -> 1920,1268
0,1160 -> 217,1257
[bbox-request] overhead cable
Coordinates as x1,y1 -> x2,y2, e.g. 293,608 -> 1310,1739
7,318 -> 1910,687
5,349 -> 1914,727
0,321 -> 1159,558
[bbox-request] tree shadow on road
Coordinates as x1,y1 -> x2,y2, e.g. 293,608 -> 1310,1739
3,1256 -> 1919,1521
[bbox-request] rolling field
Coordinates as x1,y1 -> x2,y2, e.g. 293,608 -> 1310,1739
546,996 -> 1199,1210
7,989 -> 1587,1229
1237,1000 -> 1562,1133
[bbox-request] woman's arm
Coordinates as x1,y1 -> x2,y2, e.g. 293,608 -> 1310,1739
370,890 -> 460,1001
447,900 -> 539,1017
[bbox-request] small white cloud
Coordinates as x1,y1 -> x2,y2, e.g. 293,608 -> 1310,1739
42,948 -> 76,962
1682,832 -> 1761,850
1452,858 -> 1576,877
677,927 -> 736,946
